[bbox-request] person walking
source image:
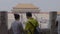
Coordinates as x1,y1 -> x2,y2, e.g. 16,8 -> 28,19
11,14 -> 23,34
25,12 -> 39,34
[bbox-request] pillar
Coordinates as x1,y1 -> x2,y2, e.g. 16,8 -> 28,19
0,11 -> 8,34
49,11 -> 57,34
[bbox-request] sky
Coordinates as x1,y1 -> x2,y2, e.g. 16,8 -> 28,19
0,0 -> 60,12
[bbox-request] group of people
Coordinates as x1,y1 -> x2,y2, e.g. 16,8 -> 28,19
11,12 -> 40,34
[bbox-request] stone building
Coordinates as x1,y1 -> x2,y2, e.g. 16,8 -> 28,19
11,4 -> 50,29
12,4 -> 40,13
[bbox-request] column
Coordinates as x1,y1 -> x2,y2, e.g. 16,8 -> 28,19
49,11 -> 57,34
0,11 -> 8,34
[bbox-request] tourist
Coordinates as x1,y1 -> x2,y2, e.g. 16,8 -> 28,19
25,12 -> 39,34
11,14 -> 23,34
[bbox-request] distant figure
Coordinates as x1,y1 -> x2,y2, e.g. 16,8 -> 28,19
11,14 -> 23,34
55,21 -> 58,34
25,12 -> 39,34
56,16 -> 60,34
